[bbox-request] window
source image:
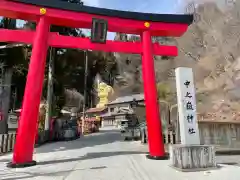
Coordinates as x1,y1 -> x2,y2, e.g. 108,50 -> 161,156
110,108 -> 115,112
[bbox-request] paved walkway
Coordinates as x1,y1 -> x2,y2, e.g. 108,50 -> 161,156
0,127 -> 240,180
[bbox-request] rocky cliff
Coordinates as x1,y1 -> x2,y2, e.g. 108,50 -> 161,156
112,1 -> 240,120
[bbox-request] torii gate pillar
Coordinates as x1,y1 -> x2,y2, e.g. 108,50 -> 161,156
0,0 -> 193,168
8,16 -> 50,168
142,31 -> 167,159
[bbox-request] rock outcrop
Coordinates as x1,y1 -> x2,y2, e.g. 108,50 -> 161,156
112,1 -> 240,120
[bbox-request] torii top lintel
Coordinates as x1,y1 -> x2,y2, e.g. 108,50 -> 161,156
1,0 -> 193,36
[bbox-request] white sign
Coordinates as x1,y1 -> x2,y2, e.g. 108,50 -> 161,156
8,114 -> 18,129
175,67 -> 200,145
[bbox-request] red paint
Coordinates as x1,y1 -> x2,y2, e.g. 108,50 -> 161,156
0,0 -> 191,165
0,0 -> 188,36
0,29 -> 178,56
12,17 -> 49,164
0,29 -> 33,44
141,31 -> 165,157
49,34 -> 178,56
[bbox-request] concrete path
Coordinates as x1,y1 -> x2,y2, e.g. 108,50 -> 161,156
0,127 -> 240,180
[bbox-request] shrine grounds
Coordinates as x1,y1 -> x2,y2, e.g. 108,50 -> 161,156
0,127 -> 240,180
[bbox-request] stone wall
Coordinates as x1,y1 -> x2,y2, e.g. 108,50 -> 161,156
199,122 -> 240,147
174,120 -> 240,147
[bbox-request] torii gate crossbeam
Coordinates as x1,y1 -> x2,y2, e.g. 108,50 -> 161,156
0,0 -> 193,168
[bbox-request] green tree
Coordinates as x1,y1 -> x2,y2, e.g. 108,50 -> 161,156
157,82 -> 171,100
23,0 -> 86,112
23,0 -> 117,112
0,17 -> 28,133
156,82 -> 173,132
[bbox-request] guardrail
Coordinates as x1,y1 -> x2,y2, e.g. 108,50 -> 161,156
163,131 -> 176,144
0,129 -> 176,156
0,133 -> 16,155
138,122 -> 177,144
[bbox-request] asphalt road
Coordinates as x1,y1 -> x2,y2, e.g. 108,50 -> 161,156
0,127 -> 240,180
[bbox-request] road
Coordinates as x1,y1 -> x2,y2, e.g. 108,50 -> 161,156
0,127 -> 240,180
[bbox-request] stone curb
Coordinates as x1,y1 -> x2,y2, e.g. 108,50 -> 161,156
215,150 -> 240,155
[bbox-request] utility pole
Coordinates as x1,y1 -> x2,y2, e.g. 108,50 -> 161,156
12,87 -> 17,111
45,47 -> 55,139
82,50 -> 88,134
0,64 -> 6,134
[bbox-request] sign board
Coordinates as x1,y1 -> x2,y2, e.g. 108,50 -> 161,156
8,114 -> 18,129
175,67 -> 200,145
91,18 -> 108,44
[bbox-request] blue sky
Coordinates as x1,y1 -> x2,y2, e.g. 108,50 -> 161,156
16,0 -> 186,39
81,0 -> 186,39
82,0 -> 185,14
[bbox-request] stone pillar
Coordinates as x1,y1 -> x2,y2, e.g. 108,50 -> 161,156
170,67 -> 217,171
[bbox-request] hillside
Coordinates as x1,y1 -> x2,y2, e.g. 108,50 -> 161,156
112,1 -> 240,121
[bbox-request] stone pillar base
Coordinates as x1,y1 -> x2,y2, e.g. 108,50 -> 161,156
169,144 -> 217,172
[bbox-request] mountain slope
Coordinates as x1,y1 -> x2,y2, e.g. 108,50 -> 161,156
112,1 -> 240,119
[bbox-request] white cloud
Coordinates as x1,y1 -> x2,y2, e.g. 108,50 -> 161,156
82,0 -> 100,7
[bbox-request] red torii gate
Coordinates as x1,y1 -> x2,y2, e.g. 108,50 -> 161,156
0,0 -> 193,168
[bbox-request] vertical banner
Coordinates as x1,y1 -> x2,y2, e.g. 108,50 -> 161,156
175,67 -> 200,145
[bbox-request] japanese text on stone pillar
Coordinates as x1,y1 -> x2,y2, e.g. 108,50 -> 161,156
175,67 -> 200,145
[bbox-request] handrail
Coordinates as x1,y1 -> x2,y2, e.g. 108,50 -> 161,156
0,133 -> 16,155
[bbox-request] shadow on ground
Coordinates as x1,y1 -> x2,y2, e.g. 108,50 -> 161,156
216,155 -> 240,167
0,127 -> 146,163
37,150 -> 146,166
35,128 -> 125,154
1,151 -> 145,180
0,166 -> 106,180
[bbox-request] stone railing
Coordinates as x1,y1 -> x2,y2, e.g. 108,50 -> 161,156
102,119 -> 116,127
163,131 -> 176,144
199,121 -> 240,148
0,133 -> 16,155
0,131 -> 50,155
173,118 -> 240,147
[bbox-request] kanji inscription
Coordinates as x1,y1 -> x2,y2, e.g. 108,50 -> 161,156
175,67 -> 200,145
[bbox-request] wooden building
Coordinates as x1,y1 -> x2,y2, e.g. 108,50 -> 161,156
100,94 -> 146,127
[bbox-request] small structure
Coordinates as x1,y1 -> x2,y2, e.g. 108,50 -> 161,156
101,94 -> 145,127
85,107 -> 107,116
9,102 -> 47,132
100,110 -> 134,128
82,107 -> 107,133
